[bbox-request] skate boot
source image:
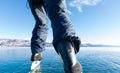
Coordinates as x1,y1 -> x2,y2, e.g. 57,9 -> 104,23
31,53 -> 42,70
56,41 -> 82,73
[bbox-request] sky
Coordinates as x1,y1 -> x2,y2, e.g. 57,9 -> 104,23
0,0 -> 120,45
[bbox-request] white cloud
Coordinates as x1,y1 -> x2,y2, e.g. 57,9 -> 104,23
67,10 -> 72,15
69,0 -> 102,12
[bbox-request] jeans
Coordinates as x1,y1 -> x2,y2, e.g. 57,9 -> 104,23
28,0 -> 81,60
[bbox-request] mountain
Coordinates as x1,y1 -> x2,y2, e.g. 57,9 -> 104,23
80,43 -> 119,47
0,39 -> 53,47
0,39 -> 30,47
0,39 -> 119,47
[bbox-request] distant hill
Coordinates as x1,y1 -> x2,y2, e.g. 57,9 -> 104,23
0,39 -> 119,47
81,43 -> 119,47
0,39 -> 30,47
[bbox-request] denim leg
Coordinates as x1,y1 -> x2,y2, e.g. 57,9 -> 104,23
28,0 -> 48,60
44,0 -> 81,53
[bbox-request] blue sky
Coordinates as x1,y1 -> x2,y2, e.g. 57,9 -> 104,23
0,0 -> 120,45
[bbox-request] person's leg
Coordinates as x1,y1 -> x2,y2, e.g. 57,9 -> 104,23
28,0 -> 48,61
43,0 -> 80,53
43,0 -> 82,73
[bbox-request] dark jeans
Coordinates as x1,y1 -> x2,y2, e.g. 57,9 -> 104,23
28,0 -> 81,60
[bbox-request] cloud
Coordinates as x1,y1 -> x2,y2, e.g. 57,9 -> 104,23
69,0 -> 102,12
67,10 -> 72,15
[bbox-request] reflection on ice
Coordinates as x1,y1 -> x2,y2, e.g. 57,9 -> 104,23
0,47 -> 120,73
